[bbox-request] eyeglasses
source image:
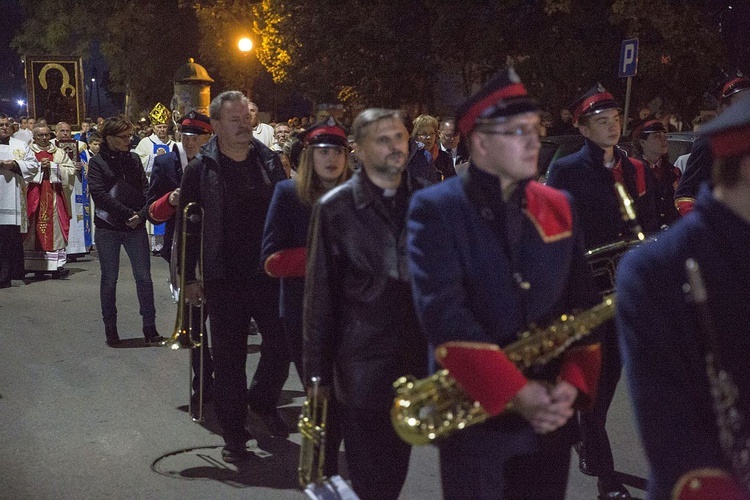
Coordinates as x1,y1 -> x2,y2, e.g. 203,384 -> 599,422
0,123 -> 9,128
440,131 -> 458,139
114,133 -> 132,140
34,133 -> 51,137
478,124 -> 542,138
415,131 -> 436,139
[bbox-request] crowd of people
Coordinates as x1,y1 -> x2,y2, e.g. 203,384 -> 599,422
1,70 -> 749,500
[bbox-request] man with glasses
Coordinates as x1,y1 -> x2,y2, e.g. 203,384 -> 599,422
25,124 -> 77,279
271,122 -> 291,152
438,117 -> 468,170
407,68 -> 602,499
0,114 -> 38,288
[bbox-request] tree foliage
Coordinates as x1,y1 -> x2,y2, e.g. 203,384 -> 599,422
12,0 -> 728,122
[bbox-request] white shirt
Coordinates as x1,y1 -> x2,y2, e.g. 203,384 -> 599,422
253,123 -> 275,148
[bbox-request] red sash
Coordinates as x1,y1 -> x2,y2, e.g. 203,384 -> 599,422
27,151 -> 71,250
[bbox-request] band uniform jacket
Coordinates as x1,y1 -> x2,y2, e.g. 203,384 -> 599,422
546,139 -> 660,249
303,169 -> 429,410
407,165 -> 601,455
178,135 -> 286,283
617,187 -> 750,500
146,151 -> 184,262
674,134 -> 712,216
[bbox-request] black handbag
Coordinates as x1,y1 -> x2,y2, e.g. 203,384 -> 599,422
95,179 -> 145,229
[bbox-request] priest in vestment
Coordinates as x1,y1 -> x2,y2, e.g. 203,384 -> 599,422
25,124 -> 77,278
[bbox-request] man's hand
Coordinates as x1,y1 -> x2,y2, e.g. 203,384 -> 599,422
73,161 -> 83,172
40,157 -> 51,169
184,282 -> 204,307
168,188 -> 180,207
126,213 -> 141,228
511,380 -> 577,435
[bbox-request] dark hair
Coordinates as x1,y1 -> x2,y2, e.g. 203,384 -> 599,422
351,108 -> 405,143
99,115 -> 133,142
88,132 -> 102,143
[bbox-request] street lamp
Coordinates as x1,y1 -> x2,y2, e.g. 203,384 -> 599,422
237,37 -> 253,98
238,37 -> 253,53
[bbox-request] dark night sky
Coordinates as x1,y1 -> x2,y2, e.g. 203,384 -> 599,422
0,0 -> 27,116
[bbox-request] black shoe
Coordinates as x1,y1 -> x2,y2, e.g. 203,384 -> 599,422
221,443 -> 251,463
253,408 -> 290,438
597,478 -> 632,499
144,335 -> 166,345
105,326 -> 121,347
576,441 -> 596,476
52,267 -> 70,279
143,326 -> 166,345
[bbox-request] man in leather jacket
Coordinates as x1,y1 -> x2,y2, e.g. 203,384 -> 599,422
179,91 -> 290,463
303,108 -> 429,500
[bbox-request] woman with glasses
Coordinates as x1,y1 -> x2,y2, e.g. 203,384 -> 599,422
411,114 -> 456,180
88,115 -> 164,347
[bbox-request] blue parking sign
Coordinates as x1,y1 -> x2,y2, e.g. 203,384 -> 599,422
619,38 -> 639,78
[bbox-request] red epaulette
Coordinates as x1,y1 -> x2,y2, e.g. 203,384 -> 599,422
523,181 -> 573,243
263,247 -> 307,278
559,344 -> 601,409
627,157 -> 648,196
675,197 -> 695,216
436,341 -> 527,416
672,468 -> 749,500
148,191 -> 176,222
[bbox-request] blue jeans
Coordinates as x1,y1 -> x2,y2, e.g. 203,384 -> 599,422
95,227 -> 156,330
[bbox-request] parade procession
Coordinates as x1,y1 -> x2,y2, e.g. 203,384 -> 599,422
2,1 -> 750,499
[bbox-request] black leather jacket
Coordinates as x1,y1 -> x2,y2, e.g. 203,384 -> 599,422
303,169 -> 429,409
179,135 -> 286,282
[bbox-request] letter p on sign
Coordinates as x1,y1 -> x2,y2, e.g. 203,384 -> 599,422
619,38 -> 639,78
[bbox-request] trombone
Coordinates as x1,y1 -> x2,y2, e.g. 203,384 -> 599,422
163,201 -> 207,423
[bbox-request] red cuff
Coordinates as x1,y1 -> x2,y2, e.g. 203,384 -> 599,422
559,344 -> 601,409
264,247 -> 307,278
436,341 -> 527,416
149,192 -> 176,222
672,468 -> 748,500
675,197 -> 695,217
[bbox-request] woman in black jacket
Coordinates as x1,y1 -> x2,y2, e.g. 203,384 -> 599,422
88,115 -> 163,347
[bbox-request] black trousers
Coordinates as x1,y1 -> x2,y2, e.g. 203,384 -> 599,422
339,402 -> 412,500
188,304 -> 214,393
439,418 -> 574,500
0,225 -> 25,284
204,275 -> 289,445
579,319 -> 620,478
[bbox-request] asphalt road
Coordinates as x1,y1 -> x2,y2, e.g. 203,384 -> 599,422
0,249 -> 649,499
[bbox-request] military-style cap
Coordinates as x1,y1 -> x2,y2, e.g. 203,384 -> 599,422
631,118 -> 666,140
720,75 -> 750,102
456,67 -> 538,135
179,110 -> 212,136
699,91 -> 750,158
303,116 -> 347,148
569,83 -> 621,124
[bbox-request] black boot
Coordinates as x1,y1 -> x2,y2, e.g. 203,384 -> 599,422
143,325 -> 166,345
105,325 -> 120,347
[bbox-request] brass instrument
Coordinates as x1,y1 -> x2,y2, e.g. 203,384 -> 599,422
586,182 -> 645,294
391,294 -> 615,446
162,202 -> 207,423
298,377 -> 328,487
686,259 -> 750,492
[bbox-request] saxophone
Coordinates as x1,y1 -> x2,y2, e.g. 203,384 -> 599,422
391,294 -> 615,446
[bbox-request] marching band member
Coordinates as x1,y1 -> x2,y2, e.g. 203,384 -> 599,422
546,84 -> 662,499
406,68 -> 601,500
260,116 -> 351,477
618,92 -> 750,500
147,110 -> 215,409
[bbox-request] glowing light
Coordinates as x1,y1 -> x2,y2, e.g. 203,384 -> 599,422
16,100 -> 25,107
238,37 -> 253,53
